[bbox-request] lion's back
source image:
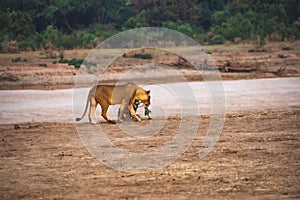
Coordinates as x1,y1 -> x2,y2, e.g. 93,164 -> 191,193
93,83 -> 138,105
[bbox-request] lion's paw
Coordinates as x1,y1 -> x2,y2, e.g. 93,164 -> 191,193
108,120 -> 117,124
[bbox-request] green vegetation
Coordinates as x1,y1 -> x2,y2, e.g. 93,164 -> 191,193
210,35 -> 225,45
38,63 -> 47,67
11,57 -> 27,62
247,48 -> 268,53
282,47 -> 293,51
132,53 -> 152,59
58,59 -> 84,69
1,0 -> 299,52
144,107 -> 152,119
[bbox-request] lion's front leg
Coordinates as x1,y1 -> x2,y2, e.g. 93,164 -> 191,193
128,104 -> 141,122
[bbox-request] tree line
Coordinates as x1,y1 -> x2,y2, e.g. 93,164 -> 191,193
1,0 -> 299,51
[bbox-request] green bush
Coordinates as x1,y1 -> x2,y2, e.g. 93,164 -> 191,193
1,10 -> 36,41
38,63 -> 47,67
41,26 -> 61,47
59,34 -> 79,49
90,24 -> 118,41
210,35 -> 225,44
59,58 -> 84,69
281,46 -> 293,50
84,61 -> 96,69
18,40 -> 36,51
124,11 -> 148,29
162,21 -> 205,42
132,53 -> 152,59
80,33 -> 96,48
12,57 -> 27,62
1,40 -> 19,53
292,18 -> 300,38
248,48 -> 267,53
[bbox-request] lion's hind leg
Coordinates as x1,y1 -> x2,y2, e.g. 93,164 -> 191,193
88,97 -> 97,124
117,99 -> 128,122
100,103 -> 116,124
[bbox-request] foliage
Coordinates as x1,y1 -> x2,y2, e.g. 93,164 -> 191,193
292,18 -> 300,38
132,53 -> 152,59
282,47 -> 293,51
124,10 -> 148,28
18,40 -> 36,51
58,58 -> 84,69
12,57 -> 27,63
41,26 -> 60,47
247,48 -> 267,53
162,21 -> 206,42
1,40 -> 19,53
210,35 -> 225,45
0,0 -> 299,50
0,10 -> 36,41
89,23 -> 118,41
59,34 -> 78,49
144,107 -> 151,119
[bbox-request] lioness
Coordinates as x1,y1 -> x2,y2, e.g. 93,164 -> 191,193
76,82 -> 151,124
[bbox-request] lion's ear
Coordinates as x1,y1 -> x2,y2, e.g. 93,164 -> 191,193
146,90 -> 151,95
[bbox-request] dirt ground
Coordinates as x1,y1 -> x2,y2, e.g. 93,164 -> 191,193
0,42 -> 300,89
0,42 -> 300,199
0,109 -> 299,199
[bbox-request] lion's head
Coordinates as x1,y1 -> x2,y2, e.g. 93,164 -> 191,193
134,88 -> 151,107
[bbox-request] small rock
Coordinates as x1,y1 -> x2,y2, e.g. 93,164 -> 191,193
14,124 -> 20,129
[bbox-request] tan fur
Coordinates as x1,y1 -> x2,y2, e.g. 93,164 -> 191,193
76,82 -> 151,124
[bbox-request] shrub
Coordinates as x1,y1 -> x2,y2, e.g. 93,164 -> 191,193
124,11 -> 148,29
162,21 -> 206,43
18,40 -> 36,51
12,57 -> 27,62
281,46 -> 293,50
90,24 -> 118,41
292,18 -> 300,38
2,40 -> 19,53
80,33 -> 96,48
2,10 -> 36,41
210,35 -> 225,44
132,53 -> 152,59
234,37 -> 242,44
59,34 -> 79,49
41,26 -> 61,47
247,48 -> 267,53
59,58 -> 84,69
38,63 -> 47,67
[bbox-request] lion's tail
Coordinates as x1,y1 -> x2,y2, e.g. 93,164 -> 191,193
75,88 -> 93,122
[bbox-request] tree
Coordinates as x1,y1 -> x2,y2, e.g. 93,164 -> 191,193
41,25 -> 60,46
1,10 -> 36,41
1,0 -> 300,50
